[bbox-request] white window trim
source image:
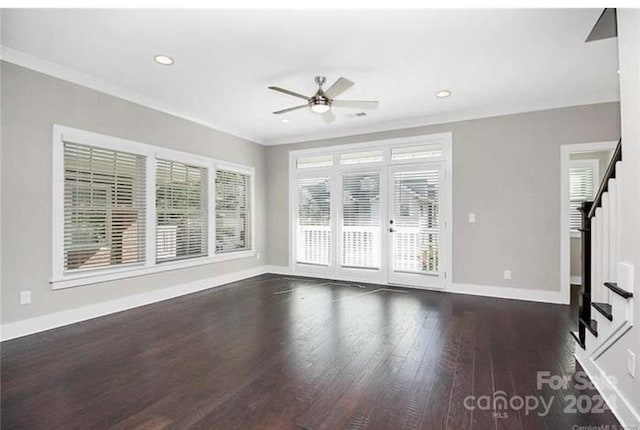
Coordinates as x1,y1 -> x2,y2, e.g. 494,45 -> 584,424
287,132 -> 453,289
569,158 -> 600,238
51,125 -> 255,290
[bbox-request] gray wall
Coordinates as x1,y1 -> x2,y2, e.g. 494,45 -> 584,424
0,61 -> 622,324
267,102 -> 621,292
1,62 -> 267,324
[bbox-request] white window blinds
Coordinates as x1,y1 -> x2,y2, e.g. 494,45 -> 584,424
155,159 -> 208,262
215,170 -> 251,253
342,173 -> 381,269
63,142 -> 146,271
297,177 -> 331,265
569,163 -> 596,232
392,169 -> 440,273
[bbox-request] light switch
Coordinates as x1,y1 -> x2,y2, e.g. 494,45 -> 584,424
20,290 -> 31,305
504,270 -> 512,280
468,213 -> 476,223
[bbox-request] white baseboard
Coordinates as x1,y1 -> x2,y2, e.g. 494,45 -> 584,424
571,276 -> 583,285
262,264 -> 292,275
1,265 -> 269,341
575,348 -> 640,429
263,265 -> 566,304
1,266 -> 567,341
449,283 -> 566,304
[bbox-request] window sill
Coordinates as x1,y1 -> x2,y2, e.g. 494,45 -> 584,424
50,249 -> 257,290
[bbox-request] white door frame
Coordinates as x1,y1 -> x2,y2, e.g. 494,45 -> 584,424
560,140 -> 617,305
288,132 -> 453,290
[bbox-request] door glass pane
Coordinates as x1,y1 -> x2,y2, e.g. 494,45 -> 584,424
392,169 -> 440,273
340,150 -> 384,165
297,154 -> 333,169
342,173 -> 380,269
297,177 -> 331,265
391,144 -> 442,161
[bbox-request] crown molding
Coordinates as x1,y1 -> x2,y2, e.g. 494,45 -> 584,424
262,98 -> 621,146
0,46 -> 264,145
1,46 -> 619,148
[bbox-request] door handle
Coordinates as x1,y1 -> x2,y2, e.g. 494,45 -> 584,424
389,227 -> 396,233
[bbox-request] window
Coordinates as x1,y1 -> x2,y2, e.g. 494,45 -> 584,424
63,142 -> 146,271
392,144 -> 442,161
155,159 -> 208,263
569,160 -> 597,233
296,154 -> 333,169
340,150 -> 383,165
297,177 -> 331,265
342,173 -> 381,269
53,126 -> 256,289
216,170 -> 251,253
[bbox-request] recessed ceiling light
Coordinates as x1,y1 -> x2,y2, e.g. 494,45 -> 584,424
154,55 -> 174,65
280,118 -> 290,124
436,90 -> 452,98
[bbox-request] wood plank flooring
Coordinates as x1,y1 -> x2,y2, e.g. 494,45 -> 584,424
1,274 -> 620,429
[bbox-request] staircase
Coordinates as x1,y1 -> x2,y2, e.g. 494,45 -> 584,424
570,139 -> 635,357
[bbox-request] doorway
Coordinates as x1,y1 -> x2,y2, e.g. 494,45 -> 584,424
289,134 -> 452,290
387,163 -> 445,288
560,141 -> 617,306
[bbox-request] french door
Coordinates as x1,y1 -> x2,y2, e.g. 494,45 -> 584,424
387,163 -> 445,288
291,135 -> 451,290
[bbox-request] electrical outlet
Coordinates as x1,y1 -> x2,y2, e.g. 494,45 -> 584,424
503,270 -> 512,280
628,350 -> 636,378
20,290 -> 31,305
468,213 -> 476,223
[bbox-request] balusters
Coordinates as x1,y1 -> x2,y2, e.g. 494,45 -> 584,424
580,201 -> 593,347
608,176 -> 618,288
613,161 -> 623,279
602,194 -> 610,304
593,208 -> 602,304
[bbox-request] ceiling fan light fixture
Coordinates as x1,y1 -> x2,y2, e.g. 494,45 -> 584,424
436,90 -> 452,98
310,103 -> 331,114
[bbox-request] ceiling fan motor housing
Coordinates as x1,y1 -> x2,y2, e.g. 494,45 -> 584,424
310,76 -> 331,112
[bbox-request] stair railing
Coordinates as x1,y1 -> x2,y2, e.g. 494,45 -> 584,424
574,139 -> 622,348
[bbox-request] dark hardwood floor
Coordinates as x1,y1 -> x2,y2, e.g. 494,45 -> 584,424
1,274 -> 619,429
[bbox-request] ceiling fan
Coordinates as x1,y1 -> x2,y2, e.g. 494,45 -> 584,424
268,76 -> 379,123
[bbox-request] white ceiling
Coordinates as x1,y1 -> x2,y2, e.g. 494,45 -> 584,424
1,9 -> 620,145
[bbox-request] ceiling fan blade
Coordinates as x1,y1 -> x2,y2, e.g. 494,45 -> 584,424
268,86 -> 309,100
332,100 -> 379,109
273,104 -> 308,115
324,77 -> 354,99
322,110 -> 336,123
